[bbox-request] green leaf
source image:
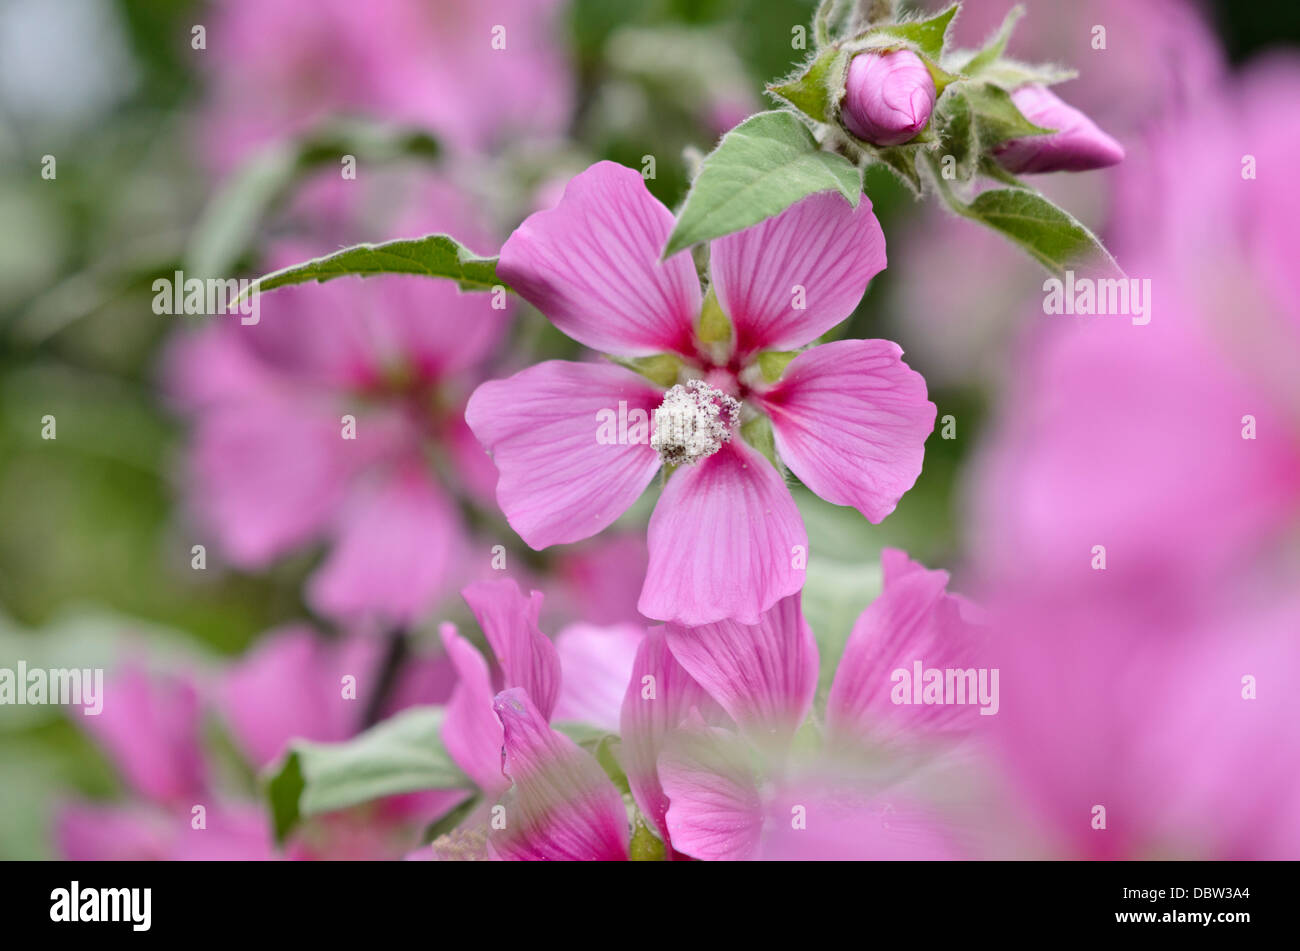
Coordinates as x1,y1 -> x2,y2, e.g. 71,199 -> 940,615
933,88 -> 977,184
237,233 -> 505,305
958,4 -> 1025,75
860,4 -> 958,62
629,815 -> 667,861
767,46 -> 849,125
977,59 -> 1077,91
265,706 -> 470,843
187,119 -> 440,278
962,81 -> 1052,147
931,170 -> 1120,275
610,353 -> 682,388
662,111 -> 861,259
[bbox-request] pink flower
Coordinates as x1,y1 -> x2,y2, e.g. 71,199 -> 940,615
993,85 -> 1124,174
623,550 -> 983,860
167,195 -> 510,630
436,578 -> 641,859
967,57 -> 1300,859
200,0 -> 573,171
466,161 -> 935,626
840,50 -> 936,147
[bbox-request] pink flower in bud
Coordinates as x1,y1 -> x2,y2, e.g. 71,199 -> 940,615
994,85 -> 1125,174
841,49 -> 936,146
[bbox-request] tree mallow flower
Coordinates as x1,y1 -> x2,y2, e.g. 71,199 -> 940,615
467,161 -> 936,627
993,85 -> 1125,174
840,49 -> 937,147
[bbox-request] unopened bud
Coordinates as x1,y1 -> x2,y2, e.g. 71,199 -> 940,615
993,85 -> 1125,174
840,49 -> 936,147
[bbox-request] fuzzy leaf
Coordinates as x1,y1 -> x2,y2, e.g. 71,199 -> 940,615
768,46 -> 849,125
663,111 -> 861,258
237,233 -> 504,305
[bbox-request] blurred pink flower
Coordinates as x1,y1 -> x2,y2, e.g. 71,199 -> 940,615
166,191 -> 510,630
200,0 -> 573,171
467,160 -> 934,627
966,56 -> 1300,859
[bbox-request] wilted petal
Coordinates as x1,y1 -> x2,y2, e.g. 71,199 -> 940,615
665,593 -> 818,739
639,439 -> 807,626
710,191 -> 886,357
488,688 -> 629,861
461,578 -> 561,721
465,360 -> 663,549
439,623 -> 508,797
498,161 -> 701,357
619,628 -> 728,852
757,339 -> 935,523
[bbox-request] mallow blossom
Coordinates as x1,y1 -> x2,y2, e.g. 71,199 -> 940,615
433,550 -> 987,861
433,578 -> 641,860
166,190 -> 509,630
840,49 -> 936,147
466,161 -> 936,627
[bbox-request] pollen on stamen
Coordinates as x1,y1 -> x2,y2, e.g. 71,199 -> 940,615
650,379 -> 740,467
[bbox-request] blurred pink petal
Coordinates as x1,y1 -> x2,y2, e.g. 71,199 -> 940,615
827,550 -> 990,748
551,623 -> 643,732
757,339 -> 934,523
639,439 -> 807,626
465,360 -> 664,548
307,464 -> 466,626
81,664 -> 206,804
497,161 -> 701,357
488,689 -> 629,861
659,722 -> 763,861
553,532 -> 649,626
710,190 -> 886,357
56,803 -> 174,861
219,626 -> 376,768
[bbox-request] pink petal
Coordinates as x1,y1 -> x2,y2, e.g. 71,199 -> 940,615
465,360 -> 664,549
438,623 -> 508,797
553,532 -> 649,626
56,803 -> 177,860
665,593 -> 818,739
497,161 -> 702,357
187,397 -> 378,567
658,722 -> 764,860
619,628 -> 728,853
639,439 -> 808,626
218,626 -> 374,768
551,623 -> 644,732
461,578 -> 561,722
757,786 -> 960,860
826,550 -> 989,748
307,464 -> 465,626
710,190 -> 886,357
81,664 -> 206,804
757,339 -> 935,523
488,688 -> 630,861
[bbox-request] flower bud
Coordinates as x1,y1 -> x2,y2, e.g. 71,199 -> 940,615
993,85 -> 1125,174
840,49 -> 936,147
